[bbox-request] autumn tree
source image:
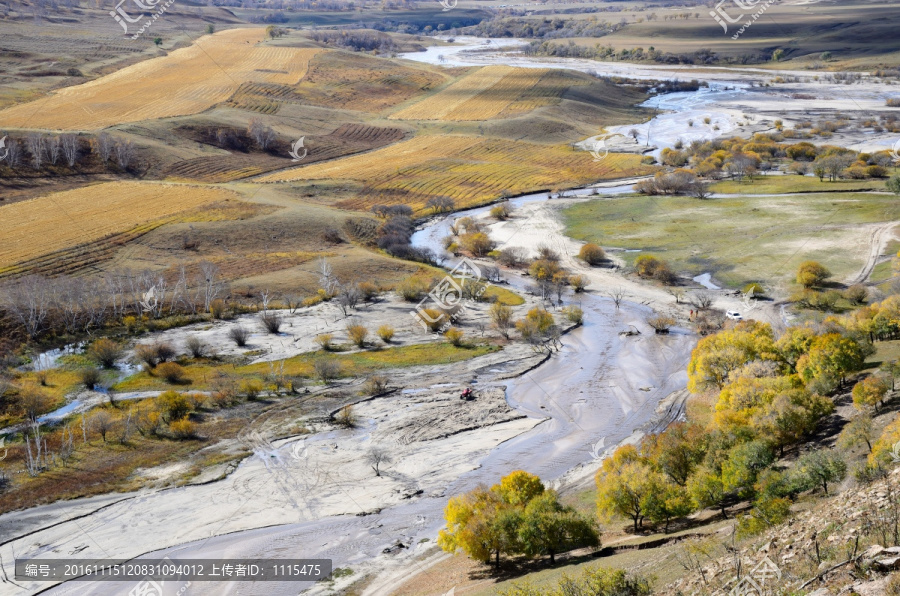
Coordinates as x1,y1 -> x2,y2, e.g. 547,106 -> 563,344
852,375 -> 889,412
796,260 -> 830,288
687,320 -> 778,392
796,332 -> 866,390
596,445 -> 659,532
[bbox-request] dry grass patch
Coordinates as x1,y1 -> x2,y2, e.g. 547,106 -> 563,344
259,135 -> 652,211
389,65 -> 571,121
0,182 -> 232,271
0,28 -> 319,130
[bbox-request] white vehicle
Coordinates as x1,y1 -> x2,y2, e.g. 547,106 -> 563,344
726,311 -> 743,321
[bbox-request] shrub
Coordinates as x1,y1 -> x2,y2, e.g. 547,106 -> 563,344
377,325 -> 395,343
358,282 -> 379,302
229,326 -> 250,347
579,243 -> 606,265
156,362 -> 187,384
135,344 -> 160,368
80,367 -> 102,390
396,277 -> 429,302
316,333 -> 335,351
490,202 -> 512,220
335,405 -> 356,428
647,315 -> 676,333
169,419 -> 197,439
445,327 -> 465,346
497,247 -> 528,268
241,379 -> 264,400
185,336 -> 209,358
313,358 -> 341,383
364,374 -> 389,395
260,311 -> 283,334
416,307 -> 447,332
528,258 -> 562,281
634,255 -> 664,278
346,321 -> 368,348
561,305 -> 583,324
460,232 -> 494,257
844,284 -> 869,304
742,282 -> 766,298
88,338 -> 123,369
154,342 -> 176,363
210,299 -> 226,319
157,390 -> 191,421
569,275 -> 588,293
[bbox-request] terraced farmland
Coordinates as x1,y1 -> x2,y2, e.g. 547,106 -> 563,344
164,124 -> 406,183
389,65 -> 581,121
258,135 -> 654,211
0,28 -> 319,130
0,182 -> 232,272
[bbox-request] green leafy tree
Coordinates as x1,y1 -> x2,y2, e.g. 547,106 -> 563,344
720,440 -> 775,500
792,449 -> 847,496
687,465 -> 729,518
642,422 -> 707,486
642,478 -> 693,533
837,414 -> 875,453
518,492 -> 600,563
887,174 -> 900,196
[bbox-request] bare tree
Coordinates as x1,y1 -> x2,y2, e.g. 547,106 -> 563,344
317,257 -> 337,295
48,135 -> 61,165
198,261 -> 222,313
313,358 -> 341,384
3,275 -> 52,338
608,287 -> 626,309
94,132 -> 113,163
425,196 -> 455,213
114,138 -> 134,169
366,447 -> 392,477
692,291 -> 715,310
247,118 -> 276,150
336,283 -> 361,316
93,410 -> 113,443
4,137 -> 22,167
59,425 -> 75,466
61,133 -> 78,166
26,132 -> 45,169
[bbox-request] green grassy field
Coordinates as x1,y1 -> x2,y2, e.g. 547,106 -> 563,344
710,176 -> 889,195
563,192 -> 900,291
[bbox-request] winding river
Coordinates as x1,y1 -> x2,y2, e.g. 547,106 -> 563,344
16,37 -> 897,596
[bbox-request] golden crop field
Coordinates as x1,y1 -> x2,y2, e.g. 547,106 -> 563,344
0,28 -> 319,130
258,134 -> 654,211
390,65 -> 551,121
0,182 -> 231,269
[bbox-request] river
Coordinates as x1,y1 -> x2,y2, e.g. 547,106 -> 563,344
16,36 -> 892,596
